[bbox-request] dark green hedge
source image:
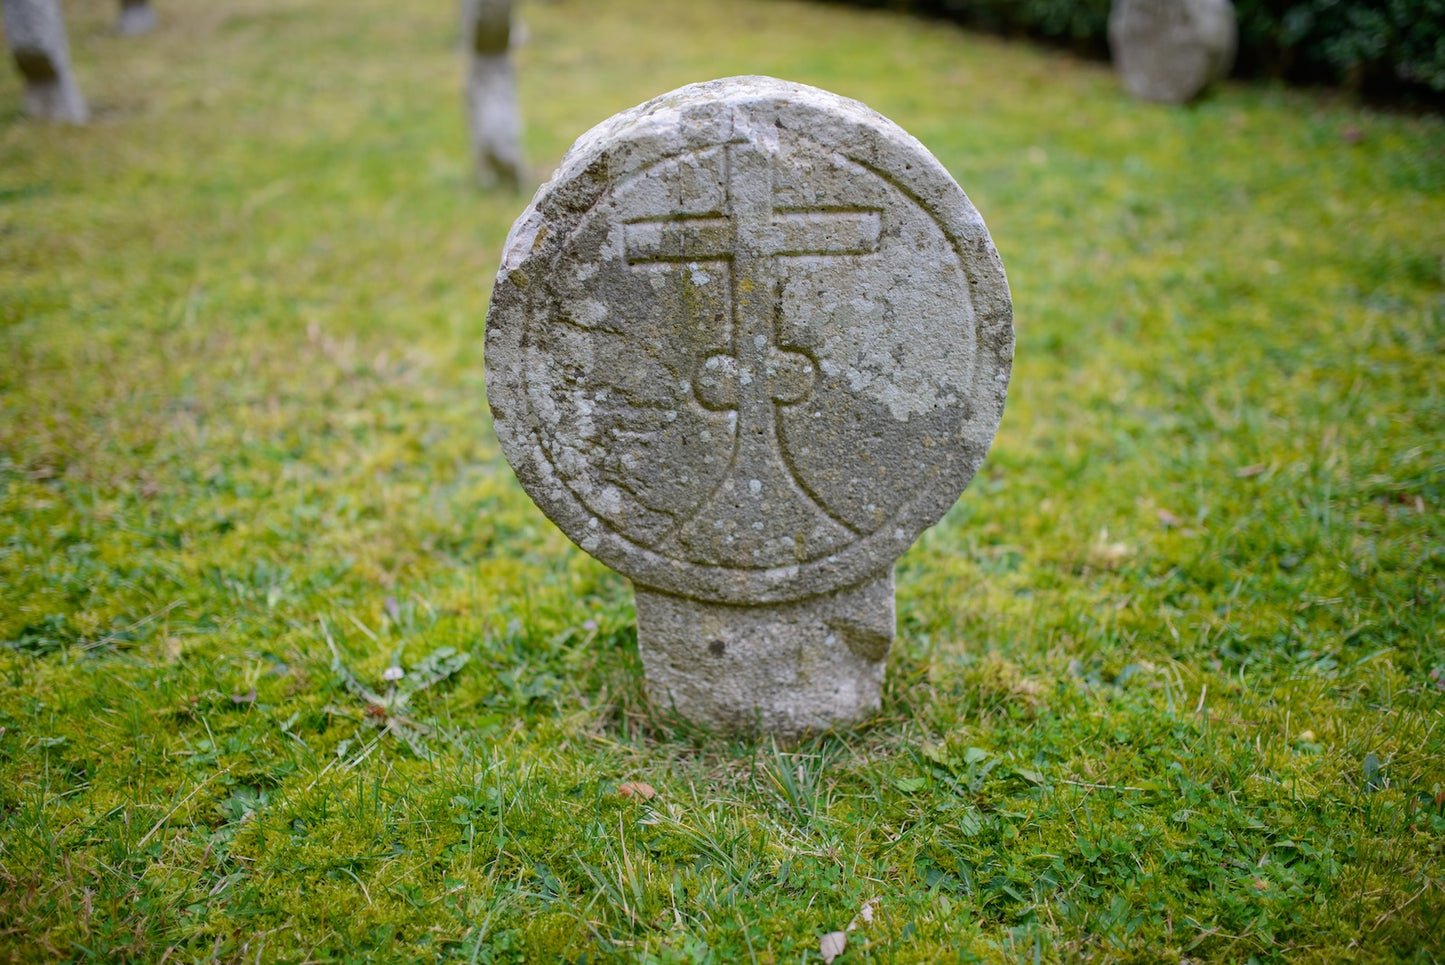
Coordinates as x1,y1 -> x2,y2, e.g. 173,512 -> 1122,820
823,0 -> 1445,101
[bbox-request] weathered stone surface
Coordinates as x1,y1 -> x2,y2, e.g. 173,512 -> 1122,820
461,0 -> 523,189
117,0 -> 156,36
634,573 -> 894,733
3,0 -> 87,123
1108,0 -> 1237,104
485,76 -> 1012,733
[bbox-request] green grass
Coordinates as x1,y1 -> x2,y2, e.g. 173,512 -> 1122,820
1,0 -> 1443,961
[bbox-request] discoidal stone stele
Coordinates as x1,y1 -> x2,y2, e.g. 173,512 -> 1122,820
485,76 -> 1013,734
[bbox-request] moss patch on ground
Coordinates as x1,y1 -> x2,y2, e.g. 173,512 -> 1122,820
1,0 -> 1442,961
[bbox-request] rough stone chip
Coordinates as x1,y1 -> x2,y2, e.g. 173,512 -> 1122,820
117,0 -> 155,36
1109,0 -> 1237,105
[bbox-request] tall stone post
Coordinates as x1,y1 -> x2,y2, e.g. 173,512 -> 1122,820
3,0 -> 87,123
461,0 -> 524,190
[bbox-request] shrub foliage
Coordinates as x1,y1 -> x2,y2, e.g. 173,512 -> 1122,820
829,0 -> 1445,100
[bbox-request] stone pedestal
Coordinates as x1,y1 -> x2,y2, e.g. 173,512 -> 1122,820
3,0 -> 87,123
484,77 -> 1012,734
635,571 -> 893,734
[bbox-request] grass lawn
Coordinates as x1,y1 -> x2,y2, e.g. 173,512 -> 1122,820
2,0 -> 1443,961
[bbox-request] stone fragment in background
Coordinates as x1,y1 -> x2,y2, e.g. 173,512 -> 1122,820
485,77 -> 1013,734
461,0 -> 523,190
117,0 -> 154,36
1109,0 -> 1237,105
3,0 -> 87,123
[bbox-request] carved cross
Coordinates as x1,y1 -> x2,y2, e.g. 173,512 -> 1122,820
623,142 -> 881,418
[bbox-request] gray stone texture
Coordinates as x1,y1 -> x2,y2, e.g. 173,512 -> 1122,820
1109,0 -> 1237,104
117,0 -> 155,36
485,76 -> 1013,733
634,573 -> 894,733
3,0 -> 87,123
461,0 -> 523,189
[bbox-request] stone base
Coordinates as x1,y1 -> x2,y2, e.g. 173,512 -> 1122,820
117,2 -> 157,36
633,570 -> 894,736
19,72 -> 87,124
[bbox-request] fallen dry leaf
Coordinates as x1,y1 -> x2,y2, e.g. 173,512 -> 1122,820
617,781 -> 657,801
848,898 -> 877,930
1235,463 -> 1267,478
1087,528 -> 1132,567
820,930 -> 847,963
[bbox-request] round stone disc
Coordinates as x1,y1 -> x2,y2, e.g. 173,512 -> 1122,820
1108,0 -> 1237,105
485,76 -> 1013,605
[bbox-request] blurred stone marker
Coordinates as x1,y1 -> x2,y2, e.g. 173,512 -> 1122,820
461,0 -> 523,189
117,0 -> 155,36
1108,0 -> 1236,104
2,0 -> 87,123
485,76 -> 1013,734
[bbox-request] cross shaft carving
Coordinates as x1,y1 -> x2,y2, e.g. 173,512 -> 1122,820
623,142 -> 881,419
